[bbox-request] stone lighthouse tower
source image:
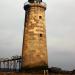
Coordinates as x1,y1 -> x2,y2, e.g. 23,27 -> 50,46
22,0 -> 48,70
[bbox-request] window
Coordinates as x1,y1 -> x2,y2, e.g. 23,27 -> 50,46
39,16 -> 42,19
40,34 -> 43,37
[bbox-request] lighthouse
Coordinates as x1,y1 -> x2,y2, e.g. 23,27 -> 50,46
22,0 -> 48,71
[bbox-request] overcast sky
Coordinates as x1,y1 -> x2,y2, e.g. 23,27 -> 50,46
0,0 -> 75,70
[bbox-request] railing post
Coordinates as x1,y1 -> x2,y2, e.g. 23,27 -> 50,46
44,70 -> 45,75
44,70 -> 48,75
46,70 -> 48,75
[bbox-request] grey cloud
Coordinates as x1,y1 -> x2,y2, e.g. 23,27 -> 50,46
48,47 -> 75,70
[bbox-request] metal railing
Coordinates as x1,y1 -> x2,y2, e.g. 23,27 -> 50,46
0,56 -> 22,72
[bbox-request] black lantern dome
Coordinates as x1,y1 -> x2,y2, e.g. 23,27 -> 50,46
28,0 -> 42,3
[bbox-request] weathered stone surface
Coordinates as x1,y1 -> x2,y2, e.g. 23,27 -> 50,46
22,3 -> 48,69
